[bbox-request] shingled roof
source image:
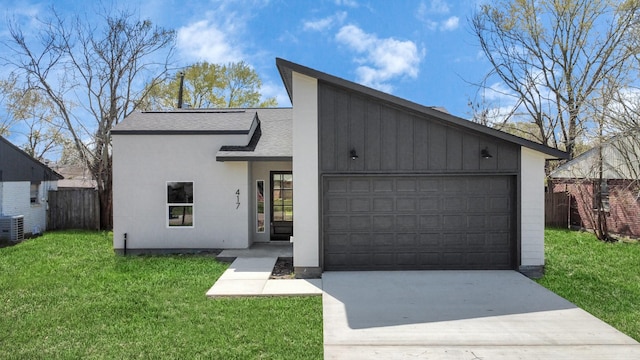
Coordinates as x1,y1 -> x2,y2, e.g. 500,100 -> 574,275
112,108 -> 292,161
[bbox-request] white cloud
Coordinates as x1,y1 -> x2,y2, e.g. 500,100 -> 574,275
428,0 -> 451,14
417,0 -> 460,32
177,19 -> 245,63
418,0 -> 450,18
303,11 -> 347,32
335,25 -> 422,92
335,0 -> 359,7
440,16 -> 459,31
261,81 -> 291,107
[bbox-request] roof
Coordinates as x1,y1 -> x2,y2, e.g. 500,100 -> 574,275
0,136 -> 63,182
52,164 -> 97,189
111,109 -> 258,134
550,133 -> 640,180
276,57 -> 569,160
112,107 -> 293,162
216,108 -> 292,161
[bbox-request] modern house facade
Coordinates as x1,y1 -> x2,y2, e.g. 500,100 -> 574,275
111,58 -> 567,277
0,136 -> 62,240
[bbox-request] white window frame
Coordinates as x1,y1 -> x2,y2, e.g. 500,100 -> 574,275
30,181 -> 41,205
166,181 -> 194,228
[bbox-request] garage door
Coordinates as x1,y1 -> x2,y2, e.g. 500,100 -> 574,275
323,175 -> 515,270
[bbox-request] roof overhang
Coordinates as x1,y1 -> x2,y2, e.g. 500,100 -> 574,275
276,57 -> 569,160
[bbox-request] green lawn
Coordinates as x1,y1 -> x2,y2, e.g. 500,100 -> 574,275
0,231 -> 323,359
538,228 -> 640,341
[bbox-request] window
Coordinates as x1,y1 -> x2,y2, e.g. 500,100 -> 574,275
272,172 -> 293,222
167,182 -> 194,227
256,180 -> 265,233
593,180 -> 610,212
30,182 -> 40,204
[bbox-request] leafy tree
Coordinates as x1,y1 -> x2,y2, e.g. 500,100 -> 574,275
142,61 -> 277,110
471,0 -> 640,158
0,76 -> 68,160
4,7 -> 176,229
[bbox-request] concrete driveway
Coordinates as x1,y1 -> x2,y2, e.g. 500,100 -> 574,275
323,271 -> 640,359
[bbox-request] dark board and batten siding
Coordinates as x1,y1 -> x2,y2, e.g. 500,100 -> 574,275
318,82 -> 520,174
318,82 -> 520,271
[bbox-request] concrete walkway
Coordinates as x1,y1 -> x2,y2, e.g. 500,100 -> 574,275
206,248 -> 322,297
323,270 -> 640,359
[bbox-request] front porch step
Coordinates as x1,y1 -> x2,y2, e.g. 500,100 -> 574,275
206,256 -> 322,297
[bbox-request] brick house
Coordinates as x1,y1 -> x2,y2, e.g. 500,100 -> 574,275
549,134 -> 640,237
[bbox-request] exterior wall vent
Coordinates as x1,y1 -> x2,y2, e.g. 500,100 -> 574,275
0,215 -> 25,243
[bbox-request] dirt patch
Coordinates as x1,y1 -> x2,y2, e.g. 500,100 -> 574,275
270,257 -> 294,279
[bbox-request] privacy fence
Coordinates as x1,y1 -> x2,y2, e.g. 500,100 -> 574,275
48,189 -> 100,230
544,192 -> 570,228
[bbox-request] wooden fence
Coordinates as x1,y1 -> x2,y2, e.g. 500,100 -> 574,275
545,192 -> 570,228
48,189 -> 100,230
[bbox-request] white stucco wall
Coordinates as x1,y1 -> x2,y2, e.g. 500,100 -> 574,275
291,72 -> 320,268
520,147 -> 547,266
0,180 -> 56,235
249,161 -> 293,243
113,134 -> 250,250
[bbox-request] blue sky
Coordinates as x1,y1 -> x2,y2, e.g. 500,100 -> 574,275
2,0 -> 491,119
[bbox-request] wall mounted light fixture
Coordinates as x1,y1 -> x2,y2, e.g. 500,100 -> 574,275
481,147 -> 493,159
350,148 -> 359,160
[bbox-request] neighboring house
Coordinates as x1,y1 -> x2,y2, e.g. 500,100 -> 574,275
0,136 -> 63,240
52,164 -> 97,189
549,133 -> 640,237
112,58 -> 567,277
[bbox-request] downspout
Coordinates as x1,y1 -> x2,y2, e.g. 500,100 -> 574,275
123,233 -> 127,255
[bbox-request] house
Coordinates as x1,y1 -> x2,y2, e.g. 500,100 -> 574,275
549,133 -> 640,237
112,58 -> 567,277
0,136 -> 63,240
53,164 -> 97,189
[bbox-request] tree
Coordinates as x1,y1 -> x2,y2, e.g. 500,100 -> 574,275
0,76 -> 68,160
4,7 -> 176,228
471,0 -> 640,158
141,61 -> 277,110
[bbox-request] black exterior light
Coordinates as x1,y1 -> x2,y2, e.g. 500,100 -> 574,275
350,148 -> 359,160
481,147 -> 493,159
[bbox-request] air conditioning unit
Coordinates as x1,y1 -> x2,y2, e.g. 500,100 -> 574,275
0,215 -> 25,243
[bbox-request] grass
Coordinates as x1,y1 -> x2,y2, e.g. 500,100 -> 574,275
0,231 -> 323,359
538,228 -> 640,341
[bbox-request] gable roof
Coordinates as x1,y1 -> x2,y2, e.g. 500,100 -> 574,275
0,136 -> 63,182
276,57 -> 568,160
550,133 -> 640,180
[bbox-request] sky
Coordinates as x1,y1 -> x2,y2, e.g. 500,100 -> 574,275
1,0 -> 492,120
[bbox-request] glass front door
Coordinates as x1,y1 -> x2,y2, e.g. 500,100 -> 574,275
271,172 -> 293,240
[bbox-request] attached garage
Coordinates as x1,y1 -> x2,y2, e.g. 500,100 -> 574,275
323,175 -> 515,270
276,58 -> 568,277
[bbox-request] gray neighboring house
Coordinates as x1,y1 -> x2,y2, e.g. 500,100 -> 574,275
112,58 -> 567,277
0,136 -> 63,240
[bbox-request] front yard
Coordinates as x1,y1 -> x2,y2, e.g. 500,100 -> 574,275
538,228 -> 640,341
0,231 -> 323,359
2,228 -> 639,358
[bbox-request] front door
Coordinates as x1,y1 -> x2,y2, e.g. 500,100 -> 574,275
271,171 -> 293,241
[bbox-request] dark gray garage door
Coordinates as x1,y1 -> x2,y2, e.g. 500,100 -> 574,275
323,175 -> 515,270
